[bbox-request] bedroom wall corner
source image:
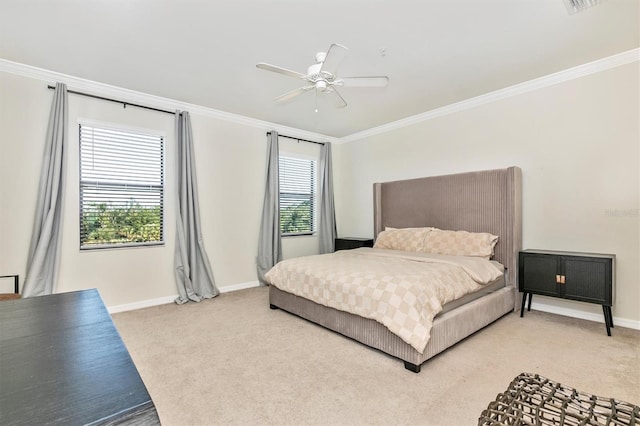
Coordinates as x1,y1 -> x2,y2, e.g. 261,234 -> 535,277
333,62 -> 640,325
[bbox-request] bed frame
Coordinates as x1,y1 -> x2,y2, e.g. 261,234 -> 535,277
269,167 -> 522,372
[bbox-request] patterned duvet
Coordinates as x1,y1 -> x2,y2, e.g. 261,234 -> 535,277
264,248 -> 504,353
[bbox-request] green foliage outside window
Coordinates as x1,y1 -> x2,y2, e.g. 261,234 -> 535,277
81,201 -> 161,246
281,200 -> 312,235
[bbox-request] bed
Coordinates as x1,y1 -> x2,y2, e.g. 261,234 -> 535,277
267,167 -> 522,373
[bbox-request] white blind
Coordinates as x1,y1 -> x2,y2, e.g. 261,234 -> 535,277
79,124 -> 164,249
279,156 -> 316,236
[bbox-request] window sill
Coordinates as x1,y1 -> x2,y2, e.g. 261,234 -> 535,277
282,233 -> 316,238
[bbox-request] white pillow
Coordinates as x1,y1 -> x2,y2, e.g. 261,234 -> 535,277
374,227 -> 433,252
423,229 -> 499,259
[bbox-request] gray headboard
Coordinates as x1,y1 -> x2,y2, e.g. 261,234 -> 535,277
373,167 -> 522,290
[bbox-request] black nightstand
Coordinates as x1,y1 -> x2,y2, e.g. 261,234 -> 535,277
518,249 -> 615,336
335,237 -> 374,251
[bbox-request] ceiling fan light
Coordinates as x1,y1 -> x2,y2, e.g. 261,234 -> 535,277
316,80 -> 327,91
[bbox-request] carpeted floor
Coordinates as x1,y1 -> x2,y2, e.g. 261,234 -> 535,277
112,287 -> 640,426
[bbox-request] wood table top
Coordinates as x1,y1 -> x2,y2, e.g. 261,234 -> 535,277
0,289 -> 159,425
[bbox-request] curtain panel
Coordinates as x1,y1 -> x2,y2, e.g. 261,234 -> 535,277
256,131 -> 282,285
23,82 -> 68,297
318,142 -> 337,253
174,111 -> 219,303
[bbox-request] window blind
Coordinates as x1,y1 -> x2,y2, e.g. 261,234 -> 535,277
79,124 -> 164,249
279,156 -> 316,236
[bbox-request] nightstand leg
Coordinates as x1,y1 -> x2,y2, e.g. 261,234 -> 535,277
527,292 -> 533,311
520,293 -> 528,317
608,308 -> 614,328
602,306 -> 612,336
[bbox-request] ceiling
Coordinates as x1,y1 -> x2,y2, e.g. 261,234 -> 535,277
1,0 -> 638,138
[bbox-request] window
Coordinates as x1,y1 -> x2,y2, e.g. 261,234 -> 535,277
79,123 -> 164,249
279,156 -> 316,236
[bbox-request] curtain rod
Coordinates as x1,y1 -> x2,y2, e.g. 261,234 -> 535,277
266,131 -> 325,146
47,85 -> 176,116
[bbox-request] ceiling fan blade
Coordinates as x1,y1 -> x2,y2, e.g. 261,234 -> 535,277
326,88 -> 347,108
319,44 -> 348,78
275,86 -> 314,103
256,63 -> 306,79
338,76 -> 389,88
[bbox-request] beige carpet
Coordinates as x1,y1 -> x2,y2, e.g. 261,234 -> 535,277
112,287 -> 640,426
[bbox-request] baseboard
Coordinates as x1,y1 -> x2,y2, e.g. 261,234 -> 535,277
218,280 -> 260,293
108,295 -> 177,314
530,301 -> 640,331
107,280 -> 260,314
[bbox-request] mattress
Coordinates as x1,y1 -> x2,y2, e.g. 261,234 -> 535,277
439,272 -> 505,316
265,248 -> 504,353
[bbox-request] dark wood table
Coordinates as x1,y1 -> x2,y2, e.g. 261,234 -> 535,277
0,289 -> 160,425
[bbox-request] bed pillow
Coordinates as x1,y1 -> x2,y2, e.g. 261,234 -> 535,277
423,229 -> 499,259
374,227 -> 433,252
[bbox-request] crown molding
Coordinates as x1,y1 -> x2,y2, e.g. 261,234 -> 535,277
2,49 -> 637,145
339,48 -> 640,144
0,58 -> 339,144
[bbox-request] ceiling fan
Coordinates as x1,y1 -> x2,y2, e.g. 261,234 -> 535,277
256,43 -> 389,111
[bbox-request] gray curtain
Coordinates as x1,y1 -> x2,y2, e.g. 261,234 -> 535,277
318,142 -> 337,254
174,111 -> 219,304
22,82 -> 68,298
256,131 -> 281,285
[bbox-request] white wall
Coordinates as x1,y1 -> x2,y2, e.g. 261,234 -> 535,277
2,60 -> 638,324
333,62 -> 639,324
0,71 -> 320,308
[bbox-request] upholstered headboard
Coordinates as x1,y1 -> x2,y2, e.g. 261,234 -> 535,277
373,167 -> 522,291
